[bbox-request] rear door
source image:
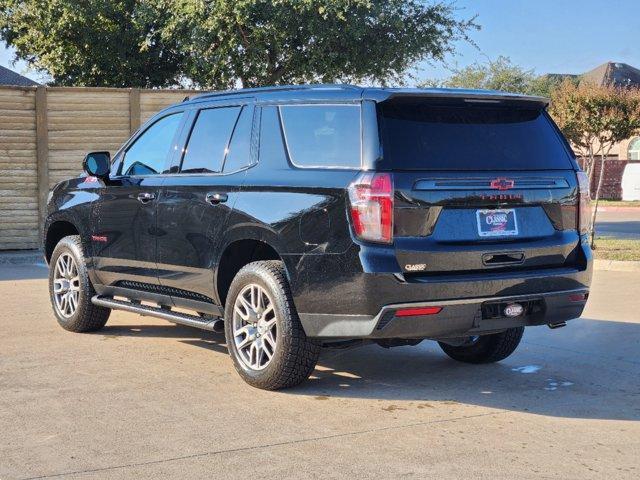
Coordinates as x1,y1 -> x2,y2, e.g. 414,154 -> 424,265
376,97 -> 583,275
156,102 -> 256,303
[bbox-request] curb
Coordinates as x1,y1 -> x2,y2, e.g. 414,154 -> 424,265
598,206 -> 640,213
593,259 -> 640,272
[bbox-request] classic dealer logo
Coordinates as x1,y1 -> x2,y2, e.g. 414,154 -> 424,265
484,212 -> 509,232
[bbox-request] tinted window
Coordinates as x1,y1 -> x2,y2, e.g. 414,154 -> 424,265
181,107 -> 241,173
223,106 -> 254,173
378,100 -> 574,170
120,113 -> 183,176
280,105 -> 361,168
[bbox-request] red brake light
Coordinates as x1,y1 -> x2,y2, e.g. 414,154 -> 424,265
576,171 -> 592,235
395,306 -> 442,317
348,172 -> 394,244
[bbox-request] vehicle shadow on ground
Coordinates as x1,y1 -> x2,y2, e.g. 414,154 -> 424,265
99,323 -> 230,355
100,317 -> 640,422
0,264 -> 48,281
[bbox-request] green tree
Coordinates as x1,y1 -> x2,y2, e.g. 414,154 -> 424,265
423,56 -> 565,96
0,0 -> 185,87
549,80 -> 640,246
1,0 -> 478,88
165,0 -> 478,89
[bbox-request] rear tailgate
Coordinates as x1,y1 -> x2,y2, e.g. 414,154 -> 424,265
393,170 -> 581,274
376,95 -> 583,275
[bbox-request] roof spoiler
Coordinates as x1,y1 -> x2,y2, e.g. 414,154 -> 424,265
364,88 -> 550,107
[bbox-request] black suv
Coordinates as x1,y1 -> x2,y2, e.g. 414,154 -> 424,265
44,85 -> 593,390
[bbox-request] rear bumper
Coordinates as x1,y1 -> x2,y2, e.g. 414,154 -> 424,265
298,288 -> 588,339
286,241 -> 592,339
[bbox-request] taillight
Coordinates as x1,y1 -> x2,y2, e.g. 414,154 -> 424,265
348,172 -> 394,244
576,171 -> 592,235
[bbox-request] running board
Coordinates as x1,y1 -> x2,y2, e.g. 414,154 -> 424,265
91,295 -> 224,332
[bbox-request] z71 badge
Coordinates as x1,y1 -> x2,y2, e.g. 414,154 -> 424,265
405,263 -> 426,272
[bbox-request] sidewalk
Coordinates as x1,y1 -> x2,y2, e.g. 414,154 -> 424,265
597,206 -> 640,213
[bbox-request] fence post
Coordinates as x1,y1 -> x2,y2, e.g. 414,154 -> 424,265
129,88 -> 141,134
35,86 -> 49,238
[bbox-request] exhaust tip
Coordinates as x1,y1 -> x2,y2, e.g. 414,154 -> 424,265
548,321 -> 567,330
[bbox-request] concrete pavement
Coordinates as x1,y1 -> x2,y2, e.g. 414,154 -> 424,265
0,264 -> 638,479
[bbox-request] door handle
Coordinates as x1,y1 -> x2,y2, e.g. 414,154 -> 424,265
137,192 -> 156,204
205,192 -> 228,205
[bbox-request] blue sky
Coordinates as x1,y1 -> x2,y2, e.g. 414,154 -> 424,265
2,0 -> 639,85
420,0 -> 640,82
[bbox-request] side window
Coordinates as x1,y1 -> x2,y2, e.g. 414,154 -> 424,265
120,112 -> 183,176
180,106 -> 241,173
279,105 -> 361,168
223,106 -> 254,173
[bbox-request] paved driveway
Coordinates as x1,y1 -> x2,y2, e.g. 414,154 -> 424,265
0,264 -> 638,479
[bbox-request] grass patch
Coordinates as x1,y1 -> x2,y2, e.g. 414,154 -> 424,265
597,200 -> 640,208
592,236 -> 640,261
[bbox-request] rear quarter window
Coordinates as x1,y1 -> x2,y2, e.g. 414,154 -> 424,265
279,104 -> 361,168
378,100 -> 574,170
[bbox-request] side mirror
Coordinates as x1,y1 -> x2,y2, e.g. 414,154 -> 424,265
83,151 -> 111,179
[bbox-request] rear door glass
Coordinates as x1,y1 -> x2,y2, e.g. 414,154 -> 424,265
378,100 -> 573,170
181,106 -> 241,173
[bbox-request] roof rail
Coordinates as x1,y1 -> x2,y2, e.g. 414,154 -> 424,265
191,83 -> 361,101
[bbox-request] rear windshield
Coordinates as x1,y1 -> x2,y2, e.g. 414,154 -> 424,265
378,100 -> 574,170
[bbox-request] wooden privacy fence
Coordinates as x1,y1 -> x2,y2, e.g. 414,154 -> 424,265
0,85 -> 200,250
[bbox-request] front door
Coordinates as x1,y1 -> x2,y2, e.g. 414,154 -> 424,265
156,104 -> 256,302
91,111 -> 185,287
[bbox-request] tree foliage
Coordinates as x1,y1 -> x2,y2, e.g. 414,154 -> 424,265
549,80 -> 640,245
0,0 -> 478,88
165,0 -> 477,88
423,56 -> 567,97
0,0 -> 185,87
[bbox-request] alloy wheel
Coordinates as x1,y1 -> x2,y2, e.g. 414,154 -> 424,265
232,283 -> 278,370
53,253 -> 80,318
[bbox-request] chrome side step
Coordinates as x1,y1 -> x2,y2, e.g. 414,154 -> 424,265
91,295 -> 224,332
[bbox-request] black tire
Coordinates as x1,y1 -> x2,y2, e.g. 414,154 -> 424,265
48,235 -> 110,332
224,260 -> 320,390
438,327 -> 524,364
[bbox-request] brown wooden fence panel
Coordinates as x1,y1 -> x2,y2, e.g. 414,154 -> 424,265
0,86 -> 202,250
46,88 -> 131,188
140,90 -> 194,124
0,87 -> 38,250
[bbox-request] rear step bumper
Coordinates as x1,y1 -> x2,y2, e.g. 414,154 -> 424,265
91,295 -> 224,332
298,288 -> 589,340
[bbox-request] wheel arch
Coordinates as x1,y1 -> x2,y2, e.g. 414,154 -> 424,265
215,228 -> 290,308
44,219 -> 80,263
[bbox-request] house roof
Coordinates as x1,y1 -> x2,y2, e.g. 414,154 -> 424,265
0,65 -> 39,86
581,62 -> 640,87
